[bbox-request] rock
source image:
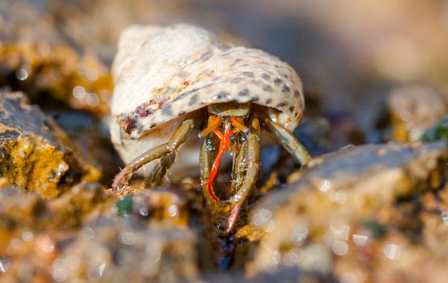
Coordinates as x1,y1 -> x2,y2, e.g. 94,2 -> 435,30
0,188 -> 43,249
0,43 -> 113,117
0,184 -> 198,283
388,85 -> 447,142
205,267 -> 336,283
0,92 -> 101,198
0,183 -> 110,254
52,111 -> 123,183
41,218 -> 197,283
249,141 -> 448,276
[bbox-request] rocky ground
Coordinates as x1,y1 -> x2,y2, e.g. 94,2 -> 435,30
1,0 -> 448,282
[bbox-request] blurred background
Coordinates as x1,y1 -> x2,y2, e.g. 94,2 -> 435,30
2,1 -> 448,282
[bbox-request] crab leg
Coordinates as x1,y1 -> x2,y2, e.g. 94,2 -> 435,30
266,119 -> 311,166
226,117 -> 261,234
230,137 -> 248,195
230,117 -> 249,134
199,133 -> 220,204
145,151 -> 176,187
112,117 -> 196,190
199,116 -> 222,138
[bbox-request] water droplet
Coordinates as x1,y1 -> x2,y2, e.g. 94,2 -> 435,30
319,179 -> 332,192
253,208 -> 272,226
65,255 -> 81,271
265,220 -> 276,233
119,232 -> 136,246
98,263 -> 106,277
271,250 -> 281,265
329,223 -> 350,241
139,207 -> 149,217
441,211 -> 448,226
383,243 -> 399,259
282,248 -> 302,267
52,258 -> 65,269
22,230 -> 33,242
332,240 -> 349,256
168,205 -> 179,217
145,245 -> 162,264
15,68 -> 29,81
52,267 -> 68,282
290,226 -> 309,245
0,258 -> 11,273
329,189 -> 346,204
86,93 -> 99,107
9,238 -> 22,250
352,234 -> 369,246
86,69 -> 99,81
73,86 -> 86,99
299,244 -> 332,273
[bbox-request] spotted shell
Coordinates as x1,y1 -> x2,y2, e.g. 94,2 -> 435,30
111,24 -> 304,139
110,24 -> 305,175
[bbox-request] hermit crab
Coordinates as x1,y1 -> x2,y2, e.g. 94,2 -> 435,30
110,24 -> 311,233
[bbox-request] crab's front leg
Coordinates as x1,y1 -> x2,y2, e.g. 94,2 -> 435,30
112,116 -> 197,190
199,132 -> 222,205
265,119 -> 311,166
226,117 -> 261,234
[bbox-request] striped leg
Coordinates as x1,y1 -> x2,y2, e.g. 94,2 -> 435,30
266,119 -> 311,166
112,117 -> 196,190
225,117 -> 261,234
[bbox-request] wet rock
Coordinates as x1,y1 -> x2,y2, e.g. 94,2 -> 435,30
205,267 -> 336,283
0,188 -> 43,248
46,182 -> 113,228
109,183 -> 194,228
0,92 -> 101,198
0,183 -> 199,282
0,183 -> 110,252
249,141 -> 448,276
43,217 -> 198,283
52,111 -> 123,183
388,85 -> 447,142
0,43 -> 113,117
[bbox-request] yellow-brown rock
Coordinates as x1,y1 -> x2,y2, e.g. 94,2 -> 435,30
0,91 -> 101,198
